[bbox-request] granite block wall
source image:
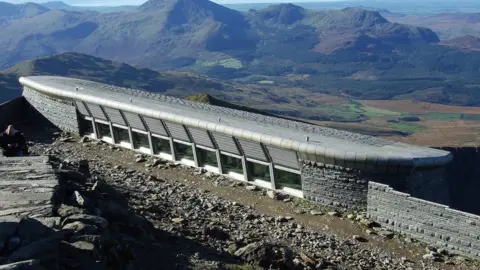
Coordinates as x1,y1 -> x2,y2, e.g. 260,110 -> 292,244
368,182 -> 480,259
301,161 -> 452,210
23,87 -> 79,133
301,161 -> 369,209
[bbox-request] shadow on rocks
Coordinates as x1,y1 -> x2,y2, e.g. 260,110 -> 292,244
45,156 -> 244,269
15,119 -> 61,146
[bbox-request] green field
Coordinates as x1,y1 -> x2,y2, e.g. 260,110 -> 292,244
196,58 -> 243,69
258,80 -> 275,85
388,122 -> 425,134
317,102 -> 402,122
425,112 -> 480,121
425,112 -> 463,120
363,107 -> 401,118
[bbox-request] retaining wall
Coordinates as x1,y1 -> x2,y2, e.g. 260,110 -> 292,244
301,162 -> 369,209
367,182 -> 480,259
301,161 -> 451,209
23,87 -> 79,133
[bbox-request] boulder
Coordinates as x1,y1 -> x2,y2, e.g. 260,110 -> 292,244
0,260 -> 45,270
62,214 -> 109,230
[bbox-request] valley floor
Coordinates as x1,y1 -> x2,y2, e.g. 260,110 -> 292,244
24,124 -> 480,269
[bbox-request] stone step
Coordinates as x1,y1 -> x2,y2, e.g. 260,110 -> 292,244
0,205 -> 53,217
0,167 -> 54,174
0,192 -> 53,209
0,180 -> 58,187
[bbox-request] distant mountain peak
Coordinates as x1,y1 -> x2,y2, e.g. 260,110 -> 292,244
338,7 -> 388,26
41,1 -> 71,9
139,0 -> 244,25
256,3 -> 306,24
139,0 -> 211,12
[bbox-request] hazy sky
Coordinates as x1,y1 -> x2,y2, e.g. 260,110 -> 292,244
5,0 -> 349,6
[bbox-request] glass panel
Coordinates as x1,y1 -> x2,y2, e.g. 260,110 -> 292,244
249,161 -> 270,182
197,148 -> 218,167
275,169 -> 302,190
221,155 -> 243,174
133,132 -> 150,149
96,123 -> 111,138
175,142 -> 194,160
113,127 -> 130,143
153,136 -> 171,154
80,118 -> 93,136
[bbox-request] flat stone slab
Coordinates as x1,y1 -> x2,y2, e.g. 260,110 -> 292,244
0,156 -> 58,217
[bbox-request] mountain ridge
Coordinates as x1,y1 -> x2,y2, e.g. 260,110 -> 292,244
0,1 -> 50,20
0,1 -> 439,69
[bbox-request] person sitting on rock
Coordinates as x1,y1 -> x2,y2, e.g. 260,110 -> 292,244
0,125 -> 26,157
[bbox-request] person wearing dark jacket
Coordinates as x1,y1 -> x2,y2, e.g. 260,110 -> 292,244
0,125 -> 26,157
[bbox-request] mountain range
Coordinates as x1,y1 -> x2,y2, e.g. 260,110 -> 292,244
0,0 -> 439,68
2,0 -> 480,106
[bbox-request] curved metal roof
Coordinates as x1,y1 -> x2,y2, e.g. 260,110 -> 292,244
19,76 -> 452,168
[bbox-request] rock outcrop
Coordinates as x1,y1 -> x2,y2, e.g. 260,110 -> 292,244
0,156 -> 158,269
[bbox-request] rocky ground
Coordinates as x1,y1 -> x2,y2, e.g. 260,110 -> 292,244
8,124 -> 479,270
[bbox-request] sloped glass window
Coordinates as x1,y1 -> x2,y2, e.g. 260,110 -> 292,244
175,142 -> 194,160
275,169 -> 302,190
80,118 -> 93,136
133,132 -> 149,150
96,123 -> 111,138
221,155 -> 243,174
197,148 -> 218,167
248,161 -> 270,182
153,136 -> 171,155
113,127 -> 130,143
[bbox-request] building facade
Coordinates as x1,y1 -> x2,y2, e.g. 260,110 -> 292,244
19,76 -> 453,209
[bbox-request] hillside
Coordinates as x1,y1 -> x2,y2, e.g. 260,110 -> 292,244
0,52 -> 248,103
1,1 -> 480,106
185,93 -> 277,117
440,35 -> 480,51
0,1 -> 50,21
0,52 -> 324,121
306,7 -> 438,54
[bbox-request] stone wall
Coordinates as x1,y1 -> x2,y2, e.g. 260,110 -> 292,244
300,161 -> 369,209
301,161 -> 452,210
0,97 -> 25,130
23,87 -> 79,133
367,182 -> 480,259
